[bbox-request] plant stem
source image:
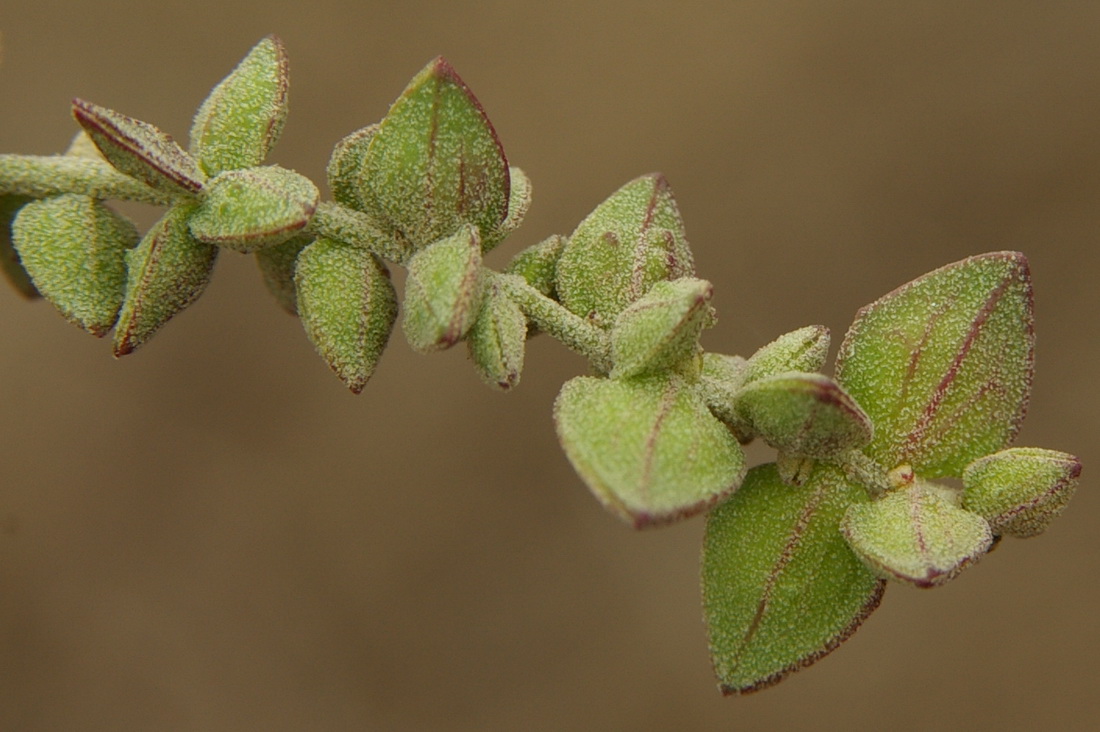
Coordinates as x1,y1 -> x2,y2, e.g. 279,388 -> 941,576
0,154 -> 171,205
306,201 -> 413,264
493,271 -> 611,372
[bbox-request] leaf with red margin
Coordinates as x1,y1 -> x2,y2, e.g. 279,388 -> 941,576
72,99 -> 205,196
841,481 -> 992,588
835,252 -> 1033,478
555,374 -> 745,528
113,203 -> 217,356
703,463 -> 885,694
189,36 -> 289,176
359,57 -> 510,251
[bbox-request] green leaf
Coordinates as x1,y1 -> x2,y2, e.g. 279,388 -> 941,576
188,166 -> 319,251
12,194 -> 137,334
743,325 -> 831,384
295,238 -> 397,393
255,233 -> 312,315
114,203 -> 218,356
326,124 -> 378,211
703,463 -> 885,694
360,57 -> 510,250
841,481 -> 992,588
609,277 -> 714,379
734,372 -> 872,459
466,279 -> 526,391
72,98 -> 206,196
962,447 -> 1081,538
555,174 -> 694,328
554,374 -> 745,528
402,224 -> 485,352
835,252 -> 1034,478
1,194 -> 40,298
189,35 -> 289,176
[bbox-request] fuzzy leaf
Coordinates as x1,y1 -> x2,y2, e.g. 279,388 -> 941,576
466,279 -> 526,391
703,463 -> 885,694
835,252 -> 1034,478
610,277 -> 714,379
555,174 -> 694,328
554,374 -> 745,528
113,203 -> 217,356
482,166 -> 532,251
295,238 -> 397,393
72,98 -> 206,196
12,194 -> 137,334
188,166 -> 319,251
190,35 -> 289,176
326,124 -> 378,210
402,224 -> 484,352
962,447 -> 1081,538
734,372 -> 872,459
255,233 -> 312,314
1,194 -> 40,298
841,481 -> 992,588
503,233 -> 565,298
360,57 -> 509,250
743,326 -> 831,384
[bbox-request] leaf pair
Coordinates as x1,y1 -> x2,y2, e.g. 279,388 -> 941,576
35,36 -> 314,354
552,176 -> 745,527
293,55 -> 534,393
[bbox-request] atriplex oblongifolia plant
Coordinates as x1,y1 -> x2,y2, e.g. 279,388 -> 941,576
0,37 -> 1083,694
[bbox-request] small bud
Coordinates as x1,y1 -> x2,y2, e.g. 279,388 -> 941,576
554,374 -> 745,528
841,481 -> 993,588
1,194 -> 40,299
188,166 -> 319,252
255,233 -> 312,315
743,325 -> 831,384
359,57 -> 510,250
697,352 -> 750,434
555,174 -> 694,328
72,98 -> 206,195
610,277 -> 715,379
295,238 -> 397,393
114,203 -> 218,356
190,35 -> 289,176
775,452 -> 816,486
402,224 -> 485,352
504,234 -> 565,298
12,194 -> 137,334
466,279 -> 527,390
326,124 -> 378,211
962,447 -> 1081,537
481,166 -> 532,252
735,372 -> 873,458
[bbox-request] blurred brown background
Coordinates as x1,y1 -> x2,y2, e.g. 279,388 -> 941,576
1,2 -> 1097,730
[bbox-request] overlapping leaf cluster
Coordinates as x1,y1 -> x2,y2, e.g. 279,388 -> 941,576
0,38 -> 1081,695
